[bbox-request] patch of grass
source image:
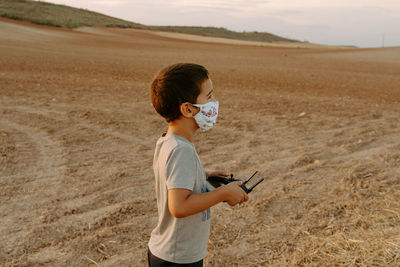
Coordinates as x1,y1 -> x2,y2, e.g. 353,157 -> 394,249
0,0 -> 144,29
151,25 -> 298,43
1,11 -> 23,21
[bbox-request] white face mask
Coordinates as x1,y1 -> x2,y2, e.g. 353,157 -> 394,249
191,101 -> 219,131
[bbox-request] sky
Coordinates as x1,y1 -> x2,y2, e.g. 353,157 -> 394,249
47,0 -> 400,48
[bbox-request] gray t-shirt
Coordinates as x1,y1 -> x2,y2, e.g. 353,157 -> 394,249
148,134 -> 212,263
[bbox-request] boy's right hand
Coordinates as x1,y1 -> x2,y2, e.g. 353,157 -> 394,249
222,181 -> 248,206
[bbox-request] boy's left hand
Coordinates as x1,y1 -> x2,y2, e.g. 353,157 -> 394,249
206,171 -> 229,179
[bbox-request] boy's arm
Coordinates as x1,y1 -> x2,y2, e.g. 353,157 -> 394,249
168,181 -> 248,218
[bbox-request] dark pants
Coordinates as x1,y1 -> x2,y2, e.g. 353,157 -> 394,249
147,248 -> 203,267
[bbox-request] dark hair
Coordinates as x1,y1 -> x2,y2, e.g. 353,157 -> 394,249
150,63 -> 209,122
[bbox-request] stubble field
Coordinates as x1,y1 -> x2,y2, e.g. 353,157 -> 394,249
1,17 -> 400,266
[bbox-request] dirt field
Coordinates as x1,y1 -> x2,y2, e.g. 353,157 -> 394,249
1,17 -> 400,266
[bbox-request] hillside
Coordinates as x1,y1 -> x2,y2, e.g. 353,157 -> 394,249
150,25 -> 298,43
0,0 -> 299,43
0,0 -> 144,28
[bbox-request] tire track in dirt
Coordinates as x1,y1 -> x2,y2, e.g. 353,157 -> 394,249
0,103 -> 155,265
3,104 -> 153,188
0,119 -> 66,195
0,117 -> 67,262
200,107 -> 400,211
206,109 -> 400,266
1,103 -> 153,194
4,104 -> 151,150
214,111 -> 398,161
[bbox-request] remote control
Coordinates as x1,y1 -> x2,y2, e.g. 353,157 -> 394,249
207,171 -> 264,193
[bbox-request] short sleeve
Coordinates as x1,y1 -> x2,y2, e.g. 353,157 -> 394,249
165,144 -> 196,191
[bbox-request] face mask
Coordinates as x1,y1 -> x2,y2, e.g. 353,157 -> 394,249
191,101 -> 219,131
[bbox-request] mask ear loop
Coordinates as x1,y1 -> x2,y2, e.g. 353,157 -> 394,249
182,102 -> 200,116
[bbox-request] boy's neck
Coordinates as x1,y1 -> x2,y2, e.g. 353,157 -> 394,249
166,118 -> 197,143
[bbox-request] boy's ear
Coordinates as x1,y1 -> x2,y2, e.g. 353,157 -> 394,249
180,103 -> 198,118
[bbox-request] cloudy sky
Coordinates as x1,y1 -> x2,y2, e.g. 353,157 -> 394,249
48,0 -> 400,47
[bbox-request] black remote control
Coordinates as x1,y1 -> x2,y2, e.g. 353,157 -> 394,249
207,171 -> 264,193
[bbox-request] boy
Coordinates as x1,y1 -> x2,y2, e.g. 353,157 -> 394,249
148,63 -> 248,266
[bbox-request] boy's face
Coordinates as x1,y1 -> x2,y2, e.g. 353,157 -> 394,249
195,78 -> 215,105
179,78 -> 216,121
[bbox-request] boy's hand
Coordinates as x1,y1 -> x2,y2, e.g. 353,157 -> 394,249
206,170 -> 229,179
167,181 -> 248,218
221,181 -> 248,206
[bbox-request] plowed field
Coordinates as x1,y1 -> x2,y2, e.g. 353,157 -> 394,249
1,17 -> 400,266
